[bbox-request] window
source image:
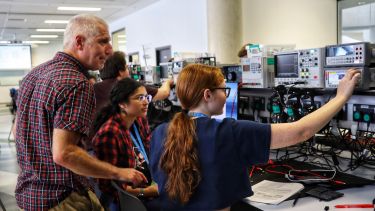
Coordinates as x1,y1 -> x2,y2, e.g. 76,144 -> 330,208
112,28 -> 126,52
338,0 -> 375,43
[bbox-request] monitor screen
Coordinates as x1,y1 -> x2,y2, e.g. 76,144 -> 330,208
0,45 -> 32,70
212,82 -> 238,120
222,65 -> 242,82
275,53 -> 299,78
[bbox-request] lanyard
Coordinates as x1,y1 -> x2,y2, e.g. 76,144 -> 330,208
188,112 -> 209,118
129,124 -> 149,164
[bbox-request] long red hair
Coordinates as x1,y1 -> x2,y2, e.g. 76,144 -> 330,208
159,64 -> 224,204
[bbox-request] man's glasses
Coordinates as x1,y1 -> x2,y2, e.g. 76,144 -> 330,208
211,87 -> 231,98
132,94 -> 152,103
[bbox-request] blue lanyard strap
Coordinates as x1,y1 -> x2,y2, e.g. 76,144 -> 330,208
130,124 -> 149,164
188,112 -> 209,118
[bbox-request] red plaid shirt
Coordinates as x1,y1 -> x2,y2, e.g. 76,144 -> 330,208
92,114 -> 151,198
15,52 -> 96,210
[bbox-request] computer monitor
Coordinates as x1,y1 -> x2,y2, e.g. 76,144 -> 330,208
212,82 -> 238,120
0,45 -> 32,70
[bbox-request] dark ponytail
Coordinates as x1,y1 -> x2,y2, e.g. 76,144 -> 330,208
93,78 -> 143,132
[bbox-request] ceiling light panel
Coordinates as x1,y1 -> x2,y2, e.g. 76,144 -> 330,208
44,20 -> 69,24
57,7 -> 102,11
8,18 -> 27,22
23,40 -> 50,44
36,29 -> 65,32
30,35 -> 59,38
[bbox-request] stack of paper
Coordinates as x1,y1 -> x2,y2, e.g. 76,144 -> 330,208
245,180 -> 304,205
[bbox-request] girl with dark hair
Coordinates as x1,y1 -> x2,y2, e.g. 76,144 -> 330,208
149,64 -> 360,210
92,77 -> 159,210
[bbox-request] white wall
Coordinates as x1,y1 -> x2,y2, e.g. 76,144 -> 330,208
242,0 -> 337,49
109,0 -> 208,66
207,0 -> 242,64
31,41 -> 63,67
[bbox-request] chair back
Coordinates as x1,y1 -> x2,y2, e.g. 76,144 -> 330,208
111,181 -> 147,211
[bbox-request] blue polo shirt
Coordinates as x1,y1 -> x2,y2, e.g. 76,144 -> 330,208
150,117 -> 271,211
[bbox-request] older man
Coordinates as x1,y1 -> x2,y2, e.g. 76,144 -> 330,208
15,14 -> 147,210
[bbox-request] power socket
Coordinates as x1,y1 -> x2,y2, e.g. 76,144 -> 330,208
352,104 -> 375,123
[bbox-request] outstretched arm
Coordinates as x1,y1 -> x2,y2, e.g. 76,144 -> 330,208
153,78 -> 173,101
270,68 -> 360,149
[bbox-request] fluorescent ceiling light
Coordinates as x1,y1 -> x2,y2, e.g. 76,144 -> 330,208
0,41 -> 11,44
117,35 -> 126,38
45,20 -> 69,24
23,41 -> 50,44
36,29 -> 65,32
8,18 -> 27,22
30,35 -> 59,38
118,40 -> 127,44
57,6 -> 101,11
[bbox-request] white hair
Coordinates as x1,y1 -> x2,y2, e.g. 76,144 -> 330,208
63,14 -> 108,49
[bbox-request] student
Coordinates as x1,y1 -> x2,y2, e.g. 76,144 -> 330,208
89,51 -> 173,149
94,51 -> 173,116
150,64 -> 360,210
15,14 -> 147,211
92,78 -> 159,211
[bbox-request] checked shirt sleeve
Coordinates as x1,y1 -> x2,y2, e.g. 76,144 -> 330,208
54,80 -> 95,136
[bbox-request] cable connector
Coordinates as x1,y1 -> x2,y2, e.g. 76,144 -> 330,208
360,149 -> 370,159
350,124 -> 358,140
331,120 -> 340,136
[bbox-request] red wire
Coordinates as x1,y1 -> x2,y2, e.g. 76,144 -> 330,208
249,166 -> 255,177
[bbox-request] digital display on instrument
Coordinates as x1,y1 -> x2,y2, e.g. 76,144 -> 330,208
224,66 -> 241,72
328,71 -> 346,85
172,61 -> 184,73
328,46 -> 355,57
275,53 -> 299,78
173,62 -> 182,69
